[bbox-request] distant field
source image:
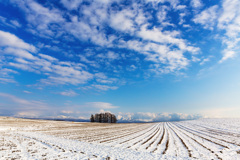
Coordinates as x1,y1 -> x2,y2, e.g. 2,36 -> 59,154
0,117 -> 240,159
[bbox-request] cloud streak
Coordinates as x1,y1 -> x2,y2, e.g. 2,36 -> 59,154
193,0 -> 240,62
0,92 -> 49,117
0,30 -> 93,85
85,102 -> 118,109
59,90 -> 78,97
0,30 -> 35,52
5,0 -> 201,77
117,112 -> 202,122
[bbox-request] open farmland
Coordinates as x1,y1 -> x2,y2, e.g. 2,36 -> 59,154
0,117 -> 240,160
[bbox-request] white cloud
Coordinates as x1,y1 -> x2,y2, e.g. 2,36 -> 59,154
218,0 -> 240,62
127,65 -> 137,71
92,84 -> 118,91
39,54 -> 57,61
0,30 -> 36,52
193,5 -> 219,30
175,5 -> 186,10
95,73 -> 117,84
95,73 -> 107,79
2,0 -> 206,85
200,56 -> 213,65
14,111 -> 41,118
137,25 -> 199,54
135,10 -> 147,26
11,0 -> 115,47
178,12 -> 187,25
60,0 -> 82,10
95,51 -> 120,62
0,16 -> 21,28
85,102 -> 118,109
110,9 -> 136,33
59,90 -> 78,97
10,0 -> 65,38
0,92 -> 48,110
61,110 -> 74,114
0,68 -> 18,80
190,0 -> 203,9
23,90 -> 32,94
219,50 -> 236,63
9,20 -> 21,28
3,47 -> 36,60
0,92 -> 60,118
5,0 -> 201,77
193,0 -> 240,62
42,64 -> 93,85
106,51 -> 119,60
65,18 -> 113,47
125,40 -> 191,73
117,112 -> 202,122
156,5 -> 169,24
218,0 -> 240,31
78,55 -> 98,67
0,31 -> 93,86
0,78 -> 16,84
145,0 -> 181,10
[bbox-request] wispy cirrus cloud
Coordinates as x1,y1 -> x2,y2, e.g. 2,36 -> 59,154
0,16 -> 21,29
5,0 -> 201,78
193,0 -> 240,62
60,0 -> 83,10
190,0 -> 203,9
0,78 -> 16,84
0,92 -> 118,118
85,102 -> 118,109
0,93 -> 45,108
2,0 -> 238,96
0,30 -> 36,52
23,90 -> 32,94
59,90 -> 78,97
0,92 -> 49,117
0,30 -> 93,86
193,5 -> 219,30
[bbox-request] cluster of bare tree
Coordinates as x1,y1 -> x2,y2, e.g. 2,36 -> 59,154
90,112 -> 117,123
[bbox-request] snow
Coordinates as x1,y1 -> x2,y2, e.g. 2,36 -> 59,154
0,117 -> 240,159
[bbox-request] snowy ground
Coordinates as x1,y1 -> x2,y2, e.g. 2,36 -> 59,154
0,117 -> 240,160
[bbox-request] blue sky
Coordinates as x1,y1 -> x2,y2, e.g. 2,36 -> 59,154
0,0 -> 240,121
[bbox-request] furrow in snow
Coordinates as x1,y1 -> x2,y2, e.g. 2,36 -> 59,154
173,123 -> 224,160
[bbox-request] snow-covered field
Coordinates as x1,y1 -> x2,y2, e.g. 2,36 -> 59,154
0,117 -> 240,160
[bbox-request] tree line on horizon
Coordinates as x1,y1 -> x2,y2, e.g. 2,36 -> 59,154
90,112 -> 117,123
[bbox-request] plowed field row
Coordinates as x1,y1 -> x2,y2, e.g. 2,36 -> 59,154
0,117 -> 240,159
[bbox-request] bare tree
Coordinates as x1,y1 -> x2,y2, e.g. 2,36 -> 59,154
91,112 -> 117,123
90,114 -> 94,122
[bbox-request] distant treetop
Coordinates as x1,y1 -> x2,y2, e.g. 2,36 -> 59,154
90,112 -> 117,123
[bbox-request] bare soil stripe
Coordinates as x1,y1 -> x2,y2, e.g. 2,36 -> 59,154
142,125 -> 160,145
176,123 -> 229,149
152,123 -> 165,153
127,124 -> 160,148
162,125 -> 169,155
99,124 -> 153,143
194,124 -> 240,138
171,123 -> 222,160
119,124 -> 157,144
86,124 -> 151,142
185,124 -> 240,147
87,126 -> 147,142
19,133 -> 113,159
166,122 -> 192,157
146,124 -> 163,150
118,124 -> 157,145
